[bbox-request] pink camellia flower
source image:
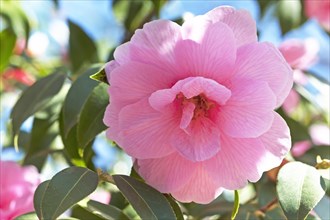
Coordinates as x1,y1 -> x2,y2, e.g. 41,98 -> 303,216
103,6 -> 293,203
0,161 -> 40,220
279,38 -> 319,71
279,38 -> 319,114
305,0 -> 330,31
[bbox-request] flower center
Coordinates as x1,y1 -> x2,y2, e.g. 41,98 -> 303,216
177,93 -> 215,119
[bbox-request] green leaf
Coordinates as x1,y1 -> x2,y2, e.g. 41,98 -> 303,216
77,83 -> 108,149
164,195 -> 184,220
87,200 -> 130,220
151,0 -> 167,18
231,190 -> 240,220
90,66 -> 108,84
277,0 -> 302,34
255,176 -> 277,207
71,205 -> 106,220
62,66 -> 100,137
68,20 -> 98,73
112,0 -> 153,32
23,116 -> 58,171
14,212 -> 38,220
0,1 -> 30,40
109,191 -> 129,210
113,175 -> 177,220
34,167 -> 98,220
10,72 -> 66,138
0,28 -> 16,72
277,162 -> 326,220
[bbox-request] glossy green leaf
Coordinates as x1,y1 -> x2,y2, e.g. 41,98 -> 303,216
71,205 -> 106,220
23,116 -> 58,171
62,66 -> 100,137
0,28 -> 16,72
34,167 -> 98,220
14,212 -> 38,220
277,162 -> 326,220
87,200 -> 130,220
68,20 -> 98,73
231,190 -> 240,220
10,72 -> 67,138
34,180 -> 51,219
113,175 -> 177,220
90,66 -> 108,84
109,191 -> 129,210
77,83 -> 108,149
165,195 -> 184,220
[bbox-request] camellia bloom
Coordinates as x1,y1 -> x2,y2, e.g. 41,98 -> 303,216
305,0 -> 330,31
0,161 -> 40,220
104,6 -> 293,203
278,38 -> 319,114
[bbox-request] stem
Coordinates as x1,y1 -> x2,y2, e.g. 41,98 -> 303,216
97,169 -> 116,185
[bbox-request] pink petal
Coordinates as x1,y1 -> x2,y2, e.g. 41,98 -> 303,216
279,38 -> 319,70
128,20 -> 183,74
180,102 -> 195,129
291,140 -> 312,157
180,77 -> 231,105
171,165 -> 223,204
220,80 -> 276,138
137,153 -> 197,192
113,42 -> 130,65
117,99 -> 178,159
104,60 -> 119,82
232,42 -> 293,108
149,77 -> 231,111
174,22 -> 236,83
171,117 -> 221,162
110,62 -> 174,105
258,112 -> 292,170
204,136 -> 266,189
205,6 -> 257,47
282,89 -> 300,114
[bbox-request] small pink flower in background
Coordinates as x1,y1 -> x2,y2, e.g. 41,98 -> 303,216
279,38 -> 319,114
89,189 -> 111,204
291,140 -> 312,157
305,0 -> 330,31
0,161 -> 40,220
1,68 -> 35,91
279,38 -> 319,70
104,6 -> 293,203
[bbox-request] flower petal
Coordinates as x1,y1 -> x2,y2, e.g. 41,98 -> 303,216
232,42 -> 293,107
110,62 -> 174,105
180,77 -> 231,105
258,112 -> 291,170
117,99 -> 178,159
175,22 -> 236,83
204,136 -> 266,189
128,20 -> 183,74
171,165 -> 224,204
220,80 -> 276,138
171,117 -> 221,162
104,60 -> 119,82
205,6 -> 257,47
137,153 -> 197,192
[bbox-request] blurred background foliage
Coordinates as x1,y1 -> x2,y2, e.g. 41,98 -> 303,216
0,0 -> 329,219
